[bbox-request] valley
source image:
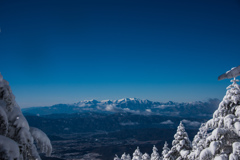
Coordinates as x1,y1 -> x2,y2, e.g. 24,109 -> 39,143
25,112 -> 204,160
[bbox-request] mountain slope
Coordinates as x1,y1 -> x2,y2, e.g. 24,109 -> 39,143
22,98 -> 220,118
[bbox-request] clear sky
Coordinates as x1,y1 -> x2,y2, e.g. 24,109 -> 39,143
0,0 -> 240,108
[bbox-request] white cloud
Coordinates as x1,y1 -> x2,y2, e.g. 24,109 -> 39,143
160,120 -> 174,125
146,109 -> 152,112
120,122 -> 139,126
123,108 -> 130,111
78,103 -> 86,107
154,105 -> 175,109
105,104 -> 116,111
182,119 -> 201,127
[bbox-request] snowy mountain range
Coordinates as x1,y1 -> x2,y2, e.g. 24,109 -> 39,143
22,98 -> 220,118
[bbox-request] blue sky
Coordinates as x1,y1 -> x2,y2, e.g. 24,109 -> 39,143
0,0 -> 240,107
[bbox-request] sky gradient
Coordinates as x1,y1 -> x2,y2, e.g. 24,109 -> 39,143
1,0 -> 240,107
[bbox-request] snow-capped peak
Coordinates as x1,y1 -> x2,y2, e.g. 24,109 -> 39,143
101,99 -> 111,103
129,98 -> 137,101
117,98 -> 127,102
117,98 -> 138,103
80,99 -> 99,103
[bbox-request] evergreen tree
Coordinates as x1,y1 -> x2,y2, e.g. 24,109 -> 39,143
114,154 -> 121,160
198,78 -> 240,160
121,153 -> 127,160
126,154 -> 132,160
164,121 -> 192,160
122,152 -> 132,160
114,68 -> 240,160
188,124 -> 207,160
142,153 -> 151,160
229,142 -> 240,160
151,145 -> 160,160
132,146 -> 143,160
0,73 -> 52,159
162,141 -> 170,158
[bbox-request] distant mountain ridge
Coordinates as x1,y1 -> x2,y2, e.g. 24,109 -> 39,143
22,98 -> 220,118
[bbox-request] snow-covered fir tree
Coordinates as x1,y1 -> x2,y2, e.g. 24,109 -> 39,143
151,145 -> 161,160
188,123 -> 207,160
142,153 -> 150,160
127,154 -> 132,160
121,153 -> 127,160
164,121 -> 192,160
114,154 -> 121,160
229,142 -> 240,160
121,152 -> 132,160
114,66 -> 240,160
0,73 -> 52,159
162,141 -> 170,159
197,77 -> 240,160
132,146 -> 143,160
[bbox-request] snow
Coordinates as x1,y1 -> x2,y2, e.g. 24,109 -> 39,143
132,147 -> 143,160
199,141 -> 220,160
218,65 -> 240,80
199,147 -> 213,160
206,128 -> 226,143
214,154 -> 228,160
114,70 -> 240,160
0,73 -> 52,159
101,99 -> 110,103
234,121 -> 240,135
114,155 -> 121,160
224,114 -> 235,128
30,127 -> 52,156
0,135 -> 20,160
164,122 -> 192,160
229,142 -> 240,160
117,98 -> 138,103
130,98 -> 137,101
142,153 -> 150,160
118,98 -> 126,102
121,153 -> 131,160
180,149 -> 189,158
162,141 -> 170,158
151,145 -> 160,160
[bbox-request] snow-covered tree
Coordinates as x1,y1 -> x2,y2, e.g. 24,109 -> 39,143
30,127 -> 52,156
229,142 -> 240,160
132,146 -> 143,160
188,123 -> 207,160
114,68 -> 240,160
162,141 -> 170,158
192,124 -> 207,150
121,153 -> 127,159
142,153 -> 150,160
164,121 -> 192,160
151,145 -> 160,160
121,152 -> 131,160
114,154 -> 121,160
0,73 -> 52,159
127,154 -> 132,160
197,78 -> 240,160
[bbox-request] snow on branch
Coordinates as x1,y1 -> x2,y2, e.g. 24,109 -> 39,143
0,73 -> 52,159
30,127 -> 52,156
